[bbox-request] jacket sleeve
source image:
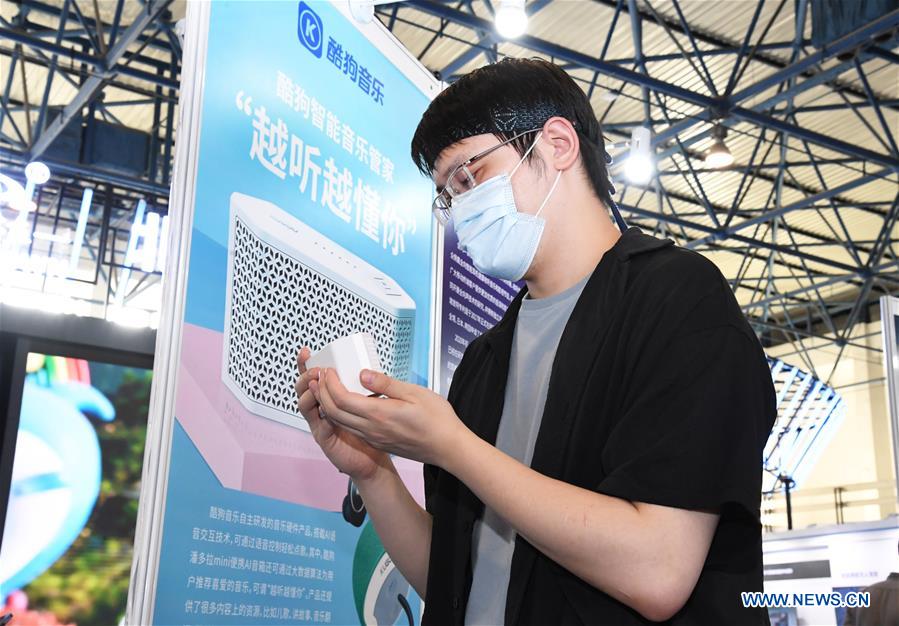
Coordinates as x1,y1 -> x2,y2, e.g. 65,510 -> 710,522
594,305 -> 776,520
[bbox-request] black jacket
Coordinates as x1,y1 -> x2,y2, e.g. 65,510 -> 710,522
422,228 -> 776,625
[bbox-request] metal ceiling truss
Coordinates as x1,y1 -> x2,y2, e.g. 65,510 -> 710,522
0,0 -> 178,323
0,0 -> 180,191
380,0 -> 899,371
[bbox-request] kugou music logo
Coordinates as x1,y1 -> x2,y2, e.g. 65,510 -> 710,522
297,1 -> 324,58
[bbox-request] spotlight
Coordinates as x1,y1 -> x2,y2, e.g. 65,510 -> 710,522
705,125 -> 734,168
624,126 -> 654,185
495,0 -> 527,39
25,161 -> 51,185
23,161 -> 51,204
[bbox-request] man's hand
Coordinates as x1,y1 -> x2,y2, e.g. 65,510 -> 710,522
314,367 -> 468,466
295,347 -> 391,481
297,350 -> 434,598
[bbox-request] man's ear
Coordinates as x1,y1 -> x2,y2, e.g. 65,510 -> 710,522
542,117 -> 580,171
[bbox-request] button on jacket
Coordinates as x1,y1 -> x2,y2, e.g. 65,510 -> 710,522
422,228 -> 777,625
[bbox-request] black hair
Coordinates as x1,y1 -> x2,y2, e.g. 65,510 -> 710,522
411,57 -> 622,227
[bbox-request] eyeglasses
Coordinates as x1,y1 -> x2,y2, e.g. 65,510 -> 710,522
432,127 -> 541,225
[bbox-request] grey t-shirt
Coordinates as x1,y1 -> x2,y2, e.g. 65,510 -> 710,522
464,273 -> 590,625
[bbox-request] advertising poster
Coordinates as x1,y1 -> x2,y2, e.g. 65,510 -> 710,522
436,225 -> 522,396
130,2 -> 439,624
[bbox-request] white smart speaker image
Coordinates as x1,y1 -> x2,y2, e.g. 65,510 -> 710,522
222,192 -> 416,431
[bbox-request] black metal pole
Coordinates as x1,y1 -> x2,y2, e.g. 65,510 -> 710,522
780,474 -> 795,530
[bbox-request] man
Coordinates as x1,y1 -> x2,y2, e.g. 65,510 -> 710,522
295,58 -> 776,624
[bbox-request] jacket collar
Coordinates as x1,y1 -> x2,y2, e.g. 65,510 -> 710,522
483,227 -> 672,360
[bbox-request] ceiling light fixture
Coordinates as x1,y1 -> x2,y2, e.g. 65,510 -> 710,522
495,0 -> 527,39
705,124 -> 734,168
623,126 -> 654,185
23,161 -> 51,203
25,161 -> 50,185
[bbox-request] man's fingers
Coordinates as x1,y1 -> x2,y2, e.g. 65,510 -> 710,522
297,347 -> 306,375
322,369 -> 406,420
295,374 -> 306,398
297,388 -> 319,416
359,369 -> 417,401
318,370 -> 377,434
305,405 -> 333,441
297,383 -> 335,440
330,420 -> 370,443
297,346 -> 312,375
295,368 -> 321,399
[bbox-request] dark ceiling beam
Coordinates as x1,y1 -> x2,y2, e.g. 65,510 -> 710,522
0,28 -> 179,89
0,45 -> 179,106
1,149 -> 171,196
686,168 -> 895,250
29,0 -> 173,159
18,18 -> 176,68
590,0 -> 899,109
405,0 -> 899,171
13,0 -> 175,56
557,40 -> 804,67
619,202 -> 862,274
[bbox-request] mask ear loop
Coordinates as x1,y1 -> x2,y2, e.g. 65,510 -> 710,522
508,130 -> 561,218
509,131 -> 543,178
535,169 -> 563,218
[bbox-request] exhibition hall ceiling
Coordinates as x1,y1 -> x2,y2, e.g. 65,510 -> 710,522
0,0 -> 897,369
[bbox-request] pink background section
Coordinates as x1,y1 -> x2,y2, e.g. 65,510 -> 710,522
174,323 -> 425,511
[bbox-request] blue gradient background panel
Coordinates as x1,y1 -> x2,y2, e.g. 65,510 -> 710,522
154,422 -> 425,625
184,0 -> 435,386
151,2 -> 434,623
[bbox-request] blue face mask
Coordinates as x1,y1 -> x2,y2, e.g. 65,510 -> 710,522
451,132 -> 562,282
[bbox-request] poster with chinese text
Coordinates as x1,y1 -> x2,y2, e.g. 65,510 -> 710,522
130,2 -> 440,624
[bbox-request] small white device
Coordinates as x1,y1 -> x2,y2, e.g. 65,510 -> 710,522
306,332 -> 384,397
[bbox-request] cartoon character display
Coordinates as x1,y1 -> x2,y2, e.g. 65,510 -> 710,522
0,355 -> 114,602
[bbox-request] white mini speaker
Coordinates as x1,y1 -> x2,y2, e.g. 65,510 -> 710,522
222,192 -> 416,431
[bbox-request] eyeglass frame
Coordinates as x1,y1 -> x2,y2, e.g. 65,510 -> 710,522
431,126 -> 543,225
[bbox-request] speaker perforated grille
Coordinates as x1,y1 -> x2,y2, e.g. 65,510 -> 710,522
226,217 -> 414,417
